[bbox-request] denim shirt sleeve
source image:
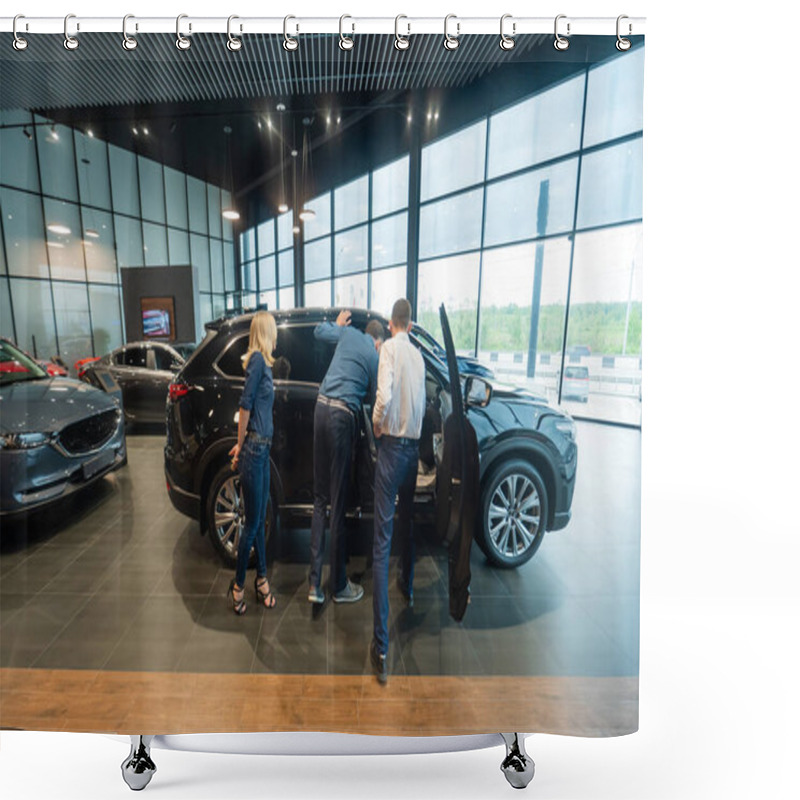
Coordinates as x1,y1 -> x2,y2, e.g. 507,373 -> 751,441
239,351 -> 264,411
314,322 -> 344,344
367,345 -> 379,407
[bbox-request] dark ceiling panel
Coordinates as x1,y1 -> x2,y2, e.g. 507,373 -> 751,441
0,32 -> 550,111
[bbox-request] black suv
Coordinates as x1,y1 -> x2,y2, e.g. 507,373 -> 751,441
164,308 -> 577,569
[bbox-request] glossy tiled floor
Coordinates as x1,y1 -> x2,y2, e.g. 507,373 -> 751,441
0,422 -> 640,679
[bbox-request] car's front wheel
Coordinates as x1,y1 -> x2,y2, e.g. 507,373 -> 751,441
205,462 -> 275,568
478,459 -> 548,568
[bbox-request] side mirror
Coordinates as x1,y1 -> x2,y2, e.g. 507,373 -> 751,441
464,376 -> 492,408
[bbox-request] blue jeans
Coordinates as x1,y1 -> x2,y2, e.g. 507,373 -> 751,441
309,400 -> 356,594
372,436 -> 419,656
235,433 -> 271,589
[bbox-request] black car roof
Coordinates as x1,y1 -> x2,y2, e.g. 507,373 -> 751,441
207,307 -> 390,334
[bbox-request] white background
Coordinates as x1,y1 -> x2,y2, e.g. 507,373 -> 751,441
2,1 -> 799,798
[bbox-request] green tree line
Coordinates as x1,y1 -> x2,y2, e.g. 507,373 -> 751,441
420,301 -> 642,356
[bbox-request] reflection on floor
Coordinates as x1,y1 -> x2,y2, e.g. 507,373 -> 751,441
1,422 -> 639,732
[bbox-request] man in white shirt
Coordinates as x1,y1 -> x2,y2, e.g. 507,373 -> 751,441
370,298 -> 426,684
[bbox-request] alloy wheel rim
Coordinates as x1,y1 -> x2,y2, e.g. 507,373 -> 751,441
487,474 -> 541,558
214,475 -> 243,559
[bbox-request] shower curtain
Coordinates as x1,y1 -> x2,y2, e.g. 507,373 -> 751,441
0,15 -> 644,743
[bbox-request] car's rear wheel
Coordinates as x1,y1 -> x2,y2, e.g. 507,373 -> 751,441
205,462 -> 275,568
478,459 -> 548,568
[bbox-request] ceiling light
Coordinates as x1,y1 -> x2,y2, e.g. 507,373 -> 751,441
87,129 -> 94,138
407,114 -> 412,123
132,127 -> 139,135
299,208 -> 316,222
427,111 -> 432,121
46,242 -> 65,249
84,228 -> 100,239
292,225 -> 301,235
258,120 -> 263,130
278,203 -> 289,214
336,116 -> 341,124
143,127 -> 149,135
291,149 -> 298,158
434,111 -> 439,120
47,224 -> 71,236
276,102 -> 286,112
50,126 -> 59,140
222,209 -> 240,221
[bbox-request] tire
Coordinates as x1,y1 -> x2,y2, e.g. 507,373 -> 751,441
477,459 -> 548,568
204,461 -> 276,568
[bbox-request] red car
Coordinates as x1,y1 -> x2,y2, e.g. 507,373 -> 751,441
0,338 -> 68,377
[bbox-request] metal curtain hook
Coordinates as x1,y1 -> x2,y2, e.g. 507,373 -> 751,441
616,14 -> 632,51
122,14 -> 137,51
443,14 -> 459,51
339,14 -> 354,51
499,13 -> 515,50
394,14 -> 410,51
554,14 -> 570,51
64,13 -> 79,50
227,15 -> 242,51
283,15 -> 298,51
12,14 -> 28,51
176,14 -> 191,50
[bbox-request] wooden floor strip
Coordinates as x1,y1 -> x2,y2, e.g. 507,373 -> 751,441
0,668 -> 637,737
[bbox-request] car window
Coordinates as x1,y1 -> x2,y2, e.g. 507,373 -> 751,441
565,366 -> 588,379
154,346 -> 182,371
216,325 -> 335,384
123,347 -> 147,368
273,325 -> 335,384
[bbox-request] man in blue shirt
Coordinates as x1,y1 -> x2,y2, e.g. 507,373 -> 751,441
308,309 -> 385,604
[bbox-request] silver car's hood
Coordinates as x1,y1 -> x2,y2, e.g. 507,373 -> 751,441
0,377 -> 118,435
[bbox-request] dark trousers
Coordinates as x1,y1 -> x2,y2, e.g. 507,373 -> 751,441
234,434 -> 271,589
372,436 -> 418,656
309,400 -> 355,595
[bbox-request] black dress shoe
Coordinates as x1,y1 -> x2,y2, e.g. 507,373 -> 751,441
396,577 -> 414,608
370,639 -> 388,685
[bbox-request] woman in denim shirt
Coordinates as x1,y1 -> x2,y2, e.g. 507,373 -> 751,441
227,312 -> 278,614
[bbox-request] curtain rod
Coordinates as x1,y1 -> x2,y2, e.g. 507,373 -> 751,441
0,15 -> 646,38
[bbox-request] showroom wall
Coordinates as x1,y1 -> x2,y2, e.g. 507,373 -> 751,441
0,110 -> 235,370
238,46 -> 643,426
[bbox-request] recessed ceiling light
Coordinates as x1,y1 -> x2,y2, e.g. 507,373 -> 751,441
222,209 -> 240,221
47,224 -> 71,236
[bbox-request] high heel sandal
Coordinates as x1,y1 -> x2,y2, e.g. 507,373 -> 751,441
255,576 -> 277,609
227,579 -> 246,615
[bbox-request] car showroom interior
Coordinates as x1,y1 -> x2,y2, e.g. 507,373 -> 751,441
0,32 -> 642,735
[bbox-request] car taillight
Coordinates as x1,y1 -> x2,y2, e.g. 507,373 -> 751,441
169,383 -> 191,402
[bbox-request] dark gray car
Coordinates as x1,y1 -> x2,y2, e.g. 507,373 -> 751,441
0,339 -> 127,517
83,342 -> 185,424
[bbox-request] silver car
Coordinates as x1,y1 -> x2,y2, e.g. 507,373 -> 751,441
0,339 -> 126,517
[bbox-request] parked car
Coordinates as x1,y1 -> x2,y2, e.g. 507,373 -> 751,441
562,365 -> 590,403
81,342 -> 186,424
411,323 -> 494,379
164,308 -> 577,570
0,338 -> 126,517
0,337 -> 69,377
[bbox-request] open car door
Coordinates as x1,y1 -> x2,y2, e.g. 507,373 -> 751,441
435,304 -> 480,622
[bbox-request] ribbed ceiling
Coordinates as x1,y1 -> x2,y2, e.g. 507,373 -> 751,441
0,32 -> 549,111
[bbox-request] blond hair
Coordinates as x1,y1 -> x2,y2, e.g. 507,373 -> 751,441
243,311 -> 277,369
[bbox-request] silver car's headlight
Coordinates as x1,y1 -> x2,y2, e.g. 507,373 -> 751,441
0,432 -> 52,450
554,419 -> 577,442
